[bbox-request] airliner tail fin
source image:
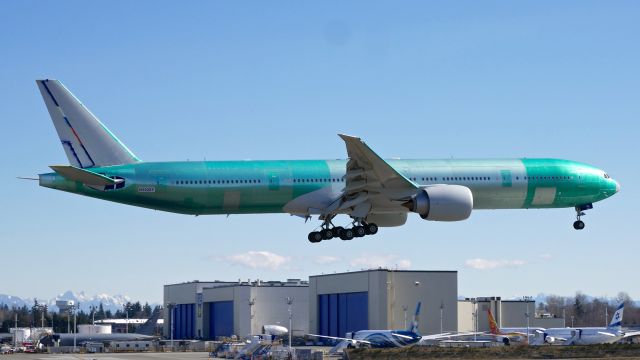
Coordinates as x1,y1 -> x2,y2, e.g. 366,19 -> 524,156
409,302 -> 421,333
487,308 -> 501,335
36,79 -> 140,168
608,303 -> 624,329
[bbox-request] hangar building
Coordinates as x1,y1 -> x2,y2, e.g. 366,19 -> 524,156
308,269 -> 458,337
458,297 -> 565,332
164,279 -> 309,340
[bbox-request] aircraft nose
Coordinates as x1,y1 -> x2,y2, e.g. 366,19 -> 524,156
615,179 -> 620,193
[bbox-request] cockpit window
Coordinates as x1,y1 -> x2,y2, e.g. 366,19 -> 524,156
604,173 -> 610,179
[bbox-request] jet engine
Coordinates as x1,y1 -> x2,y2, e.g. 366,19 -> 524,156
544,335 -> 556,344
402,185 -> 473,221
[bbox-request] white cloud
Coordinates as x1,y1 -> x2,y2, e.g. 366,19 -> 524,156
314,255 -> 342,265
350,254 -> 411,270
539,253 -> 553,261
226,251 -> 291,270
465,258 -> 526,270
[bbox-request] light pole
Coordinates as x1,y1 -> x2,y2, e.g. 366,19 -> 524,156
471,298 -> 477,341
90,305 -> 97,327
34,304 -> 46,328
124,303 -> 131,334
286,297 -> 293,348
70,304 -> 77,352
402,306 -> 408,329
14,313 -> 17,348
440,301 -> 445,334
248,298 -> 256,334
523,296 -> 533,345
166,302 -> 175,352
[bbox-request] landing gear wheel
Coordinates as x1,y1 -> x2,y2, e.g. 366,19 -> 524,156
364,223 -> 378,235
321,228 -> 334,240
573,205 -> 591,231
333,226 -> 344,237
308,231 -> 323,243
340,228 -> 354,240
353,225 -> 366,237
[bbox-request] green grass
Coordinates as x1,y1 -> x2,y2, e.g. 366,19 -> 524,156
346,343 -> 640,359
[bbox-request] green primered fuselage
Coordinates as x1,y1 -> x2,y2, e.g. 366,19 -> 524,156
39,158 -> 619,216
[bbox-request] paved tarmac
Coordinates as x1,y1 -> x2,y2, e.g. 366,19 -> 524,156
1,353 -> 212,360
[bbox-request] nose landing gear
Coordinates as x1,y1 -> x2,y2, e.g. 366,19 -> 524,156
573,204 -> 592,230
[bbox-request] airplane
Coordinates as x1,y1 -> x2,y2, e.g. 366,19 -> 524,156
308,302 -> 468,348
262,325 -> 288,337
38,307 -> 161,347
532,303 -> 640,345
486,308 -> 543,345
307,302 -> 423,348
32,79 -> 620,242
39,332 -> 158,347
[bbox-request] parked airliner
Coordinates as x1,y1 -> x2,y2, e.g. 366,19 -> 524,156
307,303 -> 464,348
487,308 -> 542,345
533,303 -> 640,345
33,80 -> 620,242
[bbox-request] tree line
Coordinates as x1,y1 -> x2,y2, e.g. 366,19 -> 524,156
0,300 -> 158,333
538,292 -> 640,327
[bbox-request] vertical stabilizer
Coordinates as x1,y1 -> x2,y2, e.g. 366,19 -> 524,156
608,303 -> 624,329
36,79 -> 140,168
409,302 -> 421,333
487,309 -> 502,335
136,307 -> 162,336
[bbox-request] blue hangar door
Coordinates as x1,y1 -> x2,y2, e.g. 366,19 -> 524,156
172,304 -> 195,339
209,301 -> 234,339
318,292 -> 368,337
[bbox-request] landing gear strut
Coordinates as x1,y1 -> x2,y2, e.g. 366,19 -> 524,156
573,204 -> 592,230
307,216 -> 379,243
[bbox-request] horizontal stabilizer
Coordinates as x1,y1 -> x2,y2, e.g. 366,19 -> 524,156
50,165 -> 118,186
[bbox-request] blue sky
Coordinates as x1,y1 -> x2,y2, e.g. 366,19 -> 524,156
1,1 -> 638,305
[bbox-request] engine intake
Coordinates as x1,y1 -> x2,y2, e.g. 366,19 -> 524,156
403,185 -> 473,221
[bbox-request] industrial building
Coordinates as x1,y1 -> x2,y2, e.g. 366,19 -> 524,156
164,279 -> 309,340
163,271 -> 565,341
458,297 -> 565,332
308,269 -> 458,337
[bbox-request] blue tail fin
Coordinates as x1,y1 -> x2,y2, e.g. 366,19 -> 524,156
608,302 -> 624,329
408,302 -> 421,333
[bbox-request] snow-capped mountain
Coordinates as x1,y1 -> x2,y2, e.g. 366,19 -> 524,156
0,294 -> 27,308
0,291 -> 156,313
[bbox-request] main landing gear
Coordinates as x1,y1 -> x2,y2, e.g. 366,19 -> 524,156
573,204 -> 592,230
308,218 -> 378,243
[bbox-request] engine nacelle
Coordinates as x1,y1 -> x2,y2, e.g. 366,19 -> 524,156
403,185 -> 473,221
544,335 -> 556,344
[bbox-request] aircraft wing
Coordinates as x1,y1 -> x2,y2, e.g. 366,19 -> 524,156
307,334 -> 371,344
498,331 -> 534,337
421,332 -> 480,341
621,330 -> 640,339
332,134 -> 418,217
534,329 -> 567,342
597,331 -> 617,337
